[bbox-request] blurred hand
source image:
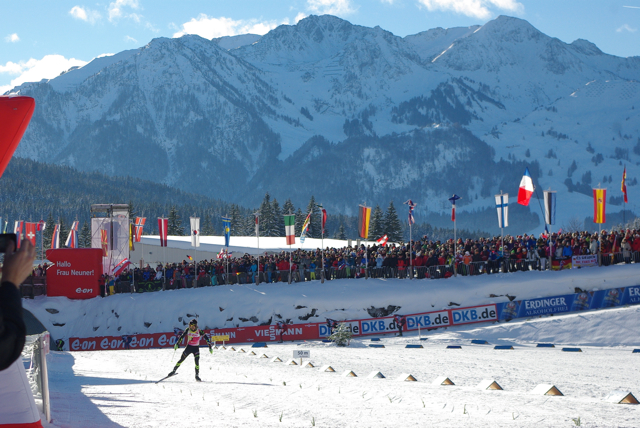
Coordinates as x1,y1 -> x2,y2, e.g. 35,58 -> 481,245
2,239 -> 36,288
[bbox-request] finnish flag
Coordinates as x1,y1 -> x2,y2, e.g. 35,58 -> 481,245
495,193 -> 509,228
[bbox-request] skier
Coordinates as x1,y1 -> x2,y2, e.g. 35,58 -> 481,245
276,321 -> 288,343
393,314 -> 406,336
326,318 -> 338,335
168,319 -> 212,382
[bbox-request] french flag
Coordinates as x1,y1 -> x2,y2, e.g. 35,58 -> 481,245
517,167 -> 534,206
51,224 -> 60,249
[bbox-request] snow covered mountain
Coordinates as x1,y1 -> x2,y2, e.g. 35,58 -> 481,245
9,15 -> 640,233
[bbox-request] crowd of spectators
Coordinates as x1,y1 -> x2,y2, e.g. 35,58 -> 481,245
99,228 -> 640,295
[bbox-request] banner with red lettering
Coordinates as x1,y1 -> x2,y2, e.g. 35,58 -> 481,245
46,248 -> 104,299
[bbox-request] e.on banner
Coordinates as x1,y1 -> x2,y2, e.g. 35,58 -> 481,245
46,249 -> 103,299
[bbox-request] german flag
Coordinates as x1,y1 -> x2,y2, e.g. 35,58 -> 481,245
358,205 -> 371,239
593,188 -> 606,224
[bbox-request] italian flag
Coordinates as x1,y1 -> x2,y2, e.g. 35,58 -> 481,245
284,214 -> 295,245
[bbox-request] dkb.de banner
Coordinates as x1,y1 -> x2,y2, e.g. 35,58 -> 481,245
69,285 -> 640,351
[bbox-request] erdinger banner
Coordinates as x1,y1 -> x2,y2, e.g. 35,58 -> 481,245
496,285 -> 640,321
46,249 -> 103,299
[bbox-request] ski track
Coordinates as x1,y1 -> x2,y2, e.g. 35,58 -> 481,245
43,308 -> 640,428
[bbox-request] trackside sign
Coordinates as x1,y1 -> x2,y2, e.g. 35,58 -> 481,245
68,285 -> 640,351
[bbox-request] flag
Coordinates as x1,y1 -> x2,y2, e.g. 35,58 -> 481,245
358,205 -> 371,239
158,217 -> 168,247
100,229 -> 109,256
254,212 -> 259,237
134,217 -> 146,242
320,207 -> 327,236
37,220 -> 46,232
622,167 -> 628,204
217,248 -> 228,259
284,214 -> 295,245
593,188 -> 606,224
112,258 -> 132,276
404,200 -> 416,226
448,194 -> 461,222
65,221 -> 79,248
14,220 -> 23,248
300,212 -> 312,243
51,224 -> 60,249
222,216 -> 231,247
129,223 -> 135,251
25,222 -> 36,246
495,193 -> 509,228
543,190 -> 556,225
187,255 -> 193,261
517,167 -> 535,206
190,217 -> 200,247
376,234 -> 389,246
3,220 -> 7,233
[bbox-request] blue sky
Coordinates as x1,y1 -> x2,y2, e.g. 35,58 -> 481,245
1,0 -> 639,94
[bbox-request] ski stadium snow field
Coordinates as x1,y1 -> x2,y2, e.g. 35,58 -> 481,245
44,307 -> 640,428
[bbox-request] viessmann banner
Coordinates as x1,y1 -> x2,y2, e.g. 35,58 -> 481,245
68,285 -> 640,351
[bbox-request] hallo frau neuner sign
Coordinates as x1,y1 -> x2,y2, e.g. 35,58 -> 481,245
46,249 -> 104,299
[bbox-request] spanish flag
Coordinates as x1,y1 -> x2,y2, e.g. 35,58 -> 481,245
358,205 -> 371,239
593,188 -> 606,224
622,167 -> 628,203
129,223 -> 135,251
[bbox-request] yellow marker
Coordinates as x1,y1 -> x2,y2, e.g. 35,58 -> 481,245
210,335 -> 230,342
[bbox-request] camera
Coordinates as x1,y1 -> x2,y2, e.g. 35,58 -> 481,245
0,233 -> 17,253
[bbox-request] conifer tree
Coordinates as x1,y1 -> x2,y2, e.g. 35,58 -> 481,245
201,213 -> 215,235
229,205 -> 242,235
271,198 -> 282,236
259,193 -> 273,237
79,221 -> 92,248
128,200 -> 137,219
338,223 -> 346,240
329,322 -> 353,347
370,205 -> 384,239
168,206 -> 184,236
384,201 -> 403,242
42,212 -> 54,250
306,196 -> 322,238
295,208 -> 304,236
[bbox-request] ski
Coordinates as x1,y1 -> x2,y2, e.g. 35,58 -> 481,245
155,373 -> 177,384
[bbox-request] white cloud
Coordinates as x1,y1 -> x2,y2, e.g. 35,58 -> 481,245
295,12 -> 308,23
306,0 -> 356,15
0,55 -> 87,93
5,33 -> 20,43
417,0 -> 523,19
124,35 -> 138,43
108,0 -> 140,22
616,24 -> 637,33
69,6 -> 101,24
173,14 -> 285,39
380,0 -> 396,4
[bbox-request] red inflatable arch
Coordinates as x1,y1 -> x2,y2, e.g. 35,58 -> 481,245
0,95 -> 35,177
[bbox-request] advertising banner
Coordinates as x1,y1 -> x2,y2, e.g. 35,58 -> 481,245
68,285 -> 640,352
45,249 -> 103,299
572,255 -> 597,268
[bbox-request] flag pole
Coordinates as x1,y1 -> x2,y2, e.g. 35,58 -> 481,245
409,220 -> 412,280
